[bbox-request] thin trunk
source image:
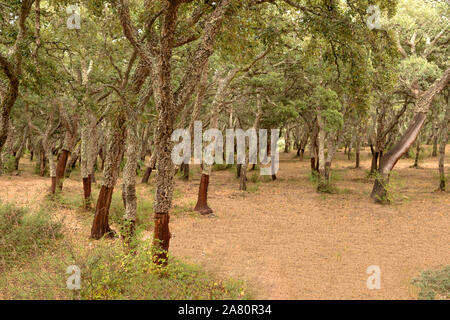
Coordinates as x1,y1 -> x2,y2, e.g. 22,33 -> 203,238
239,162 -> 248,190
80,122 -> 91,207
141,166 -> 153,183
39,148 -> 46,176
438,98 -> 449,191
316,115 -> 327,191
182,163 -> 189,180
413,140 -> 420,168
432,126 -> 438,157
355,136 -> 361,169
65,142 -> 80,178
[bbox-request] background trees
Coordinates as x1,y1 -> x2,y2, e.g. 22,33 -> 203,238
0,0 -> 448,265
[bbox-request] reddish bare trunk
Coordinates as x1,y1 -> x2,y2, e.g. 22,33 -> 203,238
82,176 -> 91,209
55,149 -> 69,190
91,186 -> 115,239
153,213 -> 171,265
194,174 -> 213,215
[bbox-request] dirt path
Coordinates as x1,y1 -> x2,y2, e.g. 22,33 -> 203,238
168,149 -> 450,299
1,149 -> 449,299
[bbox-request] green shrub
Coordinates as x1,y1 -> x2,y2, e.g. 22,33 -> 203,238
108,192 -> 154,231
79,241 -> 249,300
412,266 -> 450,300
0,203 -> 63,270
309,171 -> 339,194
213,163 -> 230,171
1,238 -> 250,300
249,172 -> 259,183
1,155 -> 16,174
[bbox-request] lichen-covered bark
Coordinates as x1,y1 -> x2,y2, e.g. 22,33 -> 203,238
0,0 -> 33,154
122,82 -> 153,241
91,111 -> 126,239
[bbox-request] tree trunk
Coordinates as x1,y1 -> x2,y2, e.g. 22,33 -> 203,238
413,140 -> 420,168
309,123 -> 318,173
14,126 -> 28,171
39,148 -> 46,176
438,133 -> 447,191
82,176 -> 91,209
437,98 -> 449,191
432,131 -> 438,157
371,149 -> 379,174
182,163 -> 189,180
194,173 -> 213,214
43,139 -> 56,194
91,113 -> 126,239
91,186 -> 115,239
65,143 -> 80,178
316,116 -> 327,191
141,166 -> 152,183
0,0 -> 32,154
371,68 -> 449,202
239,162 -> 248,191
122,109 -> 140,244
355,133 -> 361,169
55,149 -> 69,190
284,126 -> 291,153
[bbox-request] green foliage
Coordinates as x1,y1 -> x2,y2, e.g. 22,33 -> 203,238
247,182 -> 260,193
249,171 -> 259,183
0,203 -> 63,270
399,56 -> 441,90
212,163 -> 231,171
108,192 -> 154,231
308,170 -> 340,194
80,241 -> 249,300
0,237 -> 249,300
412,266 -> 450,300
1,155 -> 16,174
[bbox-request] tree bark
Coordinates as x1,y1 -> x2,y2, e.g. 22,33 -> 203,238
91,186 -> 115,239
55,149 -> 69,190
194,173 -> 213,214
371,68 -> 449,202
141,166 -> 153,184
0,0 -> 33,154
91,113 -> 126,239
437,97 -> 449,191
239,162 -> 248,191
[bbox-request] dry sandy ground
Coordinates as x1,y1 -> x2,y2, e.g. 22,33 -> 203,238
1,147 -> 449,299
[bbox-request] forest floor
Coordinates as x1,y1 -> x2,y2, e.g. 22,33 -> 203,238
0,146 -> 449,299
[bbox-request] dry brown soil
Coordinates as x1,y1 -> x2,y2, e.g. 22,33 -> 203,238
1,147 -> 449,299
